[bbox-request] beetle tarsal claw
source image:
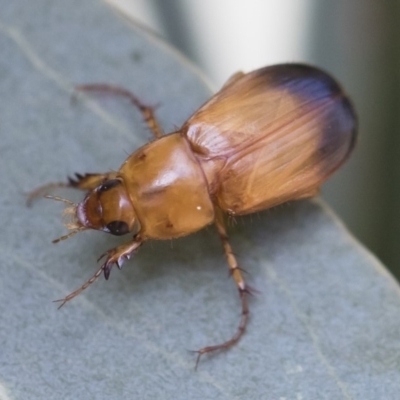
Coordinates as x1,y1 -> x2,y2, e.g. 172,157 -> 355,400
101,251 -> 125,280
97,249 -> 122,279
103,262 -> 113,280
117,256 -> 125,269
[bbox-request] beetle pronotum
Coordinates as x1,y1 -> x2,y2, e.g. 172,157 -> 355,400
29,64 -> 357,366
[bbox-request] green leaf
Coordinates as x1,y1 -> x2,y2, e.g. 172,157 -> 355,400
1,1 -> 400,399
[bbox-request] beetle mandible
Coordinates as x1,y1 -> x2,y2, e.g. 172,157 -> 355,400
29,64 -> 357,366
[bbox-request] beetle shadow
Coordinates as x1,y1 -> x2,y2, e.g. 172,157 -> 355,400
103,202 -> 304,299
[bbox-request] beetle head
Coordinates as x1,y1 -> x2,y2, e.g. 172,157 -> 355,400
47,178 -> 138,243
76,178 -> 137,236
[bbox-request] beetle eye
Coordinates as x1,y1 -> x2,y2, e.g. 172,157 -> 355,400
98,179 -> 121,193
106,220 -> 130,236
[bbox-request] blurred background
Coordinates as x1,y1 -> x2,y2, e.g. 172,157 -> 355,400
106,0 -> 400,279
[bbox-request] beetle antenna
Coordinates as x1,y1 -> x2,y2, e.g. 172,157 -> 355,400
51,227 -> 85,244
26,183 -> 69,206
44,194 -> 75,205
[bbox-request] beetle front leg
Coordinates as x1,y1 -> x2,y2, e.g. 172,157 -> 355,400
54,234 -> 145,308
194,208 -> 250,368
66,172 -> 117,190
97,234 -> 145,280
27,172 -> 115,205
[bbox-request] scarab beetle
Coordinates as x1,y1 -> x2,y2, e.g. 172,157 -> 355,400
29,64 -> 357,366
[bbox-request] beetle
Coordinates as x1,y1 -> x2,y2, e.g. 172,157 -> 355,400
29,63 -> 357,366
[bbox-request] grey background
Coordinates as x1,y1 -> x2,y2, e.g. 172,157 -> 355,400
1,1 -> 400,399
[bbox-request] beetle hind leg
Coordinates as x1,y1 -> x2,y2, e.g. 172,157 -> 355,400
193,208 -> 250,368
75,84 -> 163,139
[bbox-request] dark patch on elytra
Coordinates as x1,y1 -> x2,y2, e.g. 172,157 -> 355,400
254,64 -> 343,100
258,64 -> 358,177
316,93 -> 357,176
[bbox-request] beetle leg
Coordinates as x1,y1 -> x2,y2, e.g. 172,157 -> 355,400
75,84 -> 163,139
97,234 -> 145,280
26,172 -> 114,206
54,234 -> 145,308
66,172 -> 115,190
193,208 -> 249,368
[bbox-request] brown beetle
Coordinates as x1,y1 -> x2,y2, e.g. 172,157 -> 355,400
29,64 -> 357,366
